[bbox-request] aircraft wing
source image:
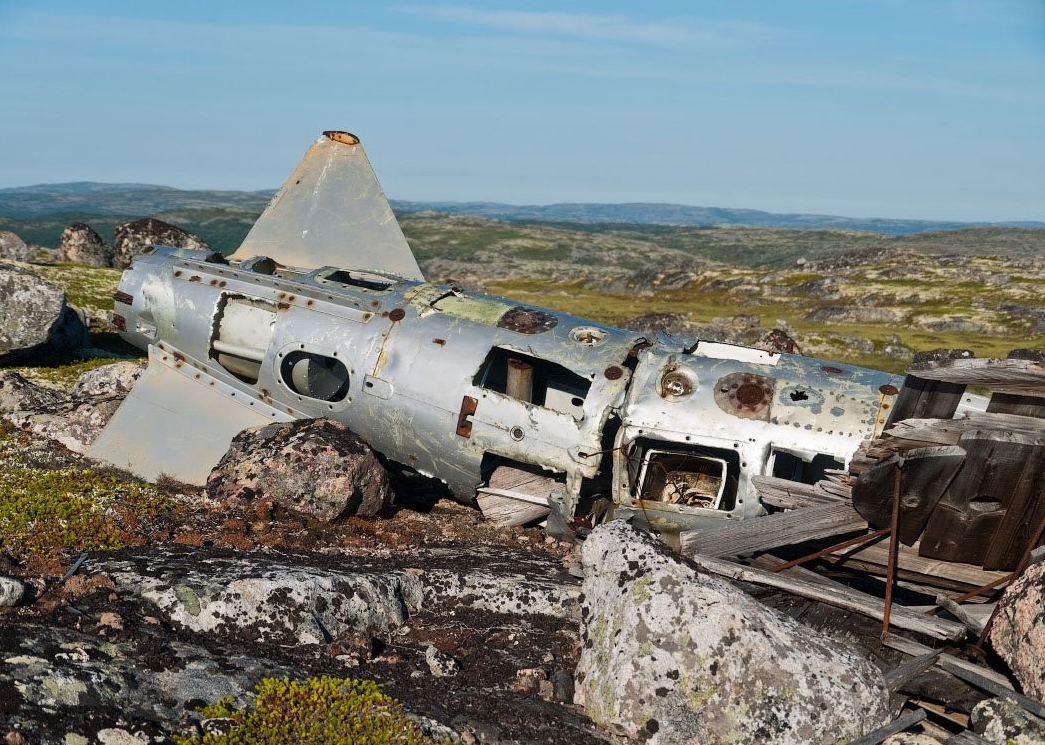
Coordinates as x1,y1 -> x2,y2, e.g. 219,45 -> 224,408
232,131 -> 424,281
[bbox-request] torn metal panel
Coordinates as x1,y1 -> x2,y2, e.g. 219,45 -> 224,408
232,131 -> 424,281
88,344 -> 292,484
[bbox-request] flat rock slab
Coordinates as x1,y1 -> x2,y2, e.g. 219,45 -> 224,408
90,544 -> 580,648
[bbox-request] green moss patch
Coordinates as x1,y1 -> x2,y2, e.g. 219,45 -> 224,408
0,425 -> 174,561
176,676 -> 450,745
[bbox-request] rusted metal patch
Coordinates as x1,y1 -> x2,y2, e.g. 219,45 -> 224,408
456,395 -> 478,438
323,130 -> 360,145
605,365 -> 624,380
714,372 -> 774,420
389,308 -> 406,322
111,314 -> 127,331
112,290 -> 133,306
497,307 -> 558,334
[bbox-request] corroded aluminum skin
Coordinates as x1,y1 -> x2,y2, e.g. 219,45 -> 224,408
111,247 -> 639,501
107,245 -> 903,528
614,346 -> 901,530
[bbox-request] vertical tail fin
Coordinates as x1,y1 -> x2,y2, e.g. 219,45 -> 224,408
232,131 -> 424,280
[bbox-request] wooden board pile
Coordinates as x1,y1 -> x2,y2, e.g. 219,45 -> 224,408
679,350 -> 1045,743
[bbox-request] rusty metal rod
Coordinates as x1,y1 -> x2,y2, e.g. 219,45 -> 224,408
768,528 -> 891,573
882,465 -> 903,636
925,572 -> 1015,616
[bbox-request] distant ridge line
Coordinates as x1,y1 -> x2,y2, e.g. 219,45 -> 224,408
0,182 -> 1042,236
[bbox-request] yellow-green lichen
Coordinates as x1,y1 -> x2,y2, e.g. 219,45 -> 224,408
175,676 -> 451,745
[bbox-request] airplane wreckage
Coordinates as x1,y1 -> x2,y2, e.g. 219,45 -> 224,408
89,130 -> 967,541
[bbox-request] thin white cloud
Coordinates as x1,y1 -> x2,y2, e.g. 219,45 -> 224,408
399,5 -> 780,48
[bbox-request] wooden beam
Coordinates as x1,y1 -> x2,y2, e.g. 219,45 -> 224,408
846,709 -> 927,745
880,632 -> 1014,691
683,554 -> 967,641
908,357 -> 1045,396
883,651 -> 941,692
679,501 -> 867,559
938,657 -> 1045,720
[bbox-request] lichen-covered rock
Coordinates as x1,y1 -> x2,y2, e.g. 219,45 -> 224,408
112,218 -> 207,269
57,222 -> 112,266
425,645 -> 461,677
0,371 -> 64,413
70,361 -> 144,398
756,327 -> 802,354
0,265 -> 88,364
207,418 -> 393,520
0,576 -> 25,606
0,231 -> 36,262
990,561 -> 1045,703
805,306 -> 907,324
574,521 -> 891,745
971,697 -> 1045,744
98,548 -> 422,646
1,621 -> 298,743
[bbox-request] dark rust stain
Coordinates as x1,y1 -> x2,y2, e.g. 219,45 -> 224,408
371,300 -> 380,308
288,295 -> 296,302
821,365 -> 844,375
112,291 -> 133,305
362,313 -> 373,321
278,292 -> 287,300
736,382 -> 765,407
194,373 -> 201,380
173,270 -> 182,278
604,365 -> 624,380
260,388 -> 270,398
141,246 -> 155,254
389,308 -> 406,322
306,299 -> 314,307
209,279 -> 218,286
218,281 -> 227,288
497,306 -> 557,334
189,275 -> 202,283
111,314 -> 127,331
277,302 -> 291,311
879,384 -> 900,396
433,338 -> 446,347
172,351 -> 186,363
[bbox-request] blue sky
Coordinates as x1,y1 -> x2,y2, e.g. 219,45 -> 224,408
0,1 -> 1042,221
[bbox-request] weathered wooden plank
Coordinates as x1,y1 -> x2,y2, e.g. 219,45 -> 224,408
847,709 -> 927,745
679,501 -> 867,559
921,431 -> 1039,566
886,413 -> 1045,445
852,447 -> 965,545
883,651 -> 941,692
947,732 -> 993,745
938,657 -> 1045,719
752,475 -> 844,510
880,632 -> 1015,691
908,357 -> 1045,395
830,538 -> 1010,591
982,444 -> 1045,570
986,392 -> 1045,418
888,375 -> 967,427
684,554 -> 967,640
933,595 -> 987,635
